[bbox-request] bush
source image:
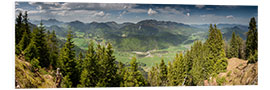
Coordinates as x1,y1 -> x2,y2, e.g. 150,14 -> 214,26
227,71 -> 232,77
216,76 -> 227,85
248,50 -> 258,63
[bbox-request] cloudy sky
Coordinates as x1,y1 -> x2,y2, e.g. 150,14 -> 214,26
15,2 -> 257,25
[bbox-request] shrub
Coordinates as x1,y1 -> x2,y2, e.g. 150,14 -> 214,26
216,76 -> 227,85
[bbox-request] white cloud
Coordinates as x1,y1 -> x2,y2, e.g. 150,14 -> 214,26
195,5 -> 205,9
147,8 -> 157,15
186,13 -> 190,16
94,11 -> 105,17
226,15 -> 234,19
29,2 -> 62,10
156,7 -> 184,15
61,3 -> 136,11
15,2 -> 20,6
200,14 -> 216,18
28,10 -> 46,14
15,8 -> 24,12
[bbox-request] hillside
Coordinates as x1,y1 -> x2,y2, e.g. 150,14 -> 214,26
15,55 -> 56,88
207,58 -> 258,85
37,19 -> 248,52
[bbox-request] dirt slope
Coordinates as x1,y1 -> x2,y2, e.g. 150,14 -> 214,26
15,56 -> 56,88
217,58 -> 258,85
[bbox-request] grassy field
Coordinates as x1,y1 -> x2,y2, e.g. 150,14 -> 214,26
63,31 -> 204,70
113,44 -> 191,68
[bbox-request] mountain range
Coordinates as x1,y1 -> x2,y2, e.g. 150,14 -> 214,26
29,19 -> 249,51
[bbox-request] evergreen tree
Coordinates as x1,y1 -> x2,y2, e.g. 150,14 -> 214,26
24,28 -> 39,62
166,61 -> 173,86
154,64 -> 160,86
47,30 -> 59,68
58,31 -> 77,87
16,31 -> 30,54
35,23 -> 50,68
22,11 -> 31,36
78,41 -> 99,87
189,41 -> 205,85
123,57 -> 147,87
148,64 -> 159,86
204,24 -> 227,77
228,32 -> 239,58
237,35 -> 245,59
96,43 -> 118,87
246,17 -> 258,61
117,62 -> 126,87
170,52 -> 186,86
73,51 -> 83,87
15,11 -> 31,55
76,51 -> 84,75
148,66 -> 155,86
158,59 -> 167,86
15,11 -> 23,45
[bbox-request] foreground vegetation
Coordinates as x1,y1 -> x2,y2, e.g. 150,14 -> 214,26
15,11 -> 258,88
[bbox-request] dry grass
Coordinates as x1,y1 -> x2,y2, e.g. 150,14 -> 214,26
217,58 -> 258,85
15,56 -> 56,88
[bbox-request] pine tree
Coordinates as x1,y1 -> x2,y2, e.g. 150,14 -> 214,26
24,28 -> 39,62
73,51 -> 83,87
57,31 -> 77,87
154,64 -> 160,86
148,66 -> 155,86
237,35 -> 245,59
148,64 -> 159,86
189,41 -> 205,85
118,62 -> 126,87
158,59 -> 167,86
76,51 -> 84,75
35,23 -> 50,68
47,30 -> 59,68
96,43 -> 118,87
15,11 -> 23,45
171,52 -> 186,86
204,24 -> 227,77
166,61 -> 173,86
15,11 -> 31,55
123,57 -> 147,87
22,11 -> 31,36
246,17 -> 258,61
16,31 -> 30,54
78,41 -> 99,87
228,32 -> 239,58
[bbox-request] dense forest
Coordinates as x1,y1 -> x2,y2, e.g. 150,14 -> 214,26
15,11 -> 258,88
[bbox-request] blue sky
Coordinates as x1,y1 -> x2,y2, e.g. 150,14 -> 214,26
15,2 -> 257,25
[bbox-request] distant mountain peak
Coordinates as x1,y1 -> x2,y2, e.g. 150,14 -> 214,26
47,18 -> 58,21
70,20 -> 83,23
232,26 -> 241,30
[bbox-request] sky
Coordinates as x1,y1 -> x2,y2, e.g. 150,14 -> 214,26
15,2 -> 258,25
